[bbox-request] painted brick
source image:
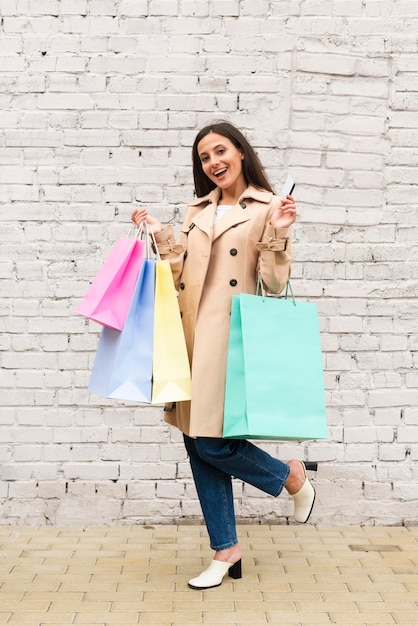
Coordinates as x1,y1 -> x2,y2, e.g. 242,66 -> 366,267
0,0 -> 416,527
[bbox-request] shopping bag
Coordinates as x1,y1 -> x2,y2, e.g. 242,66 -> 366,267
151,259 -> 192,403
88,258 -> 155,403
223,286 -> 327,440
76,231 -> 145,330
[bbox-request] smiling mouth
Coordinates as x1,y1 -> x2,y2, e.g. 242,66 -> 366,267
214,168 -> 227,177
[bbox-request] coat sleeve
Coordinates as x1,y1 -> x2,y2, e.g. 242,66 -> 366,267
255,219 -> 292,295
153,225 -> 186,290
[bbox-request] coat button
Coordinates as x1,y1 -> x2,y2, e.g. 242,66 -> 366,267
240,202 -> 246,209
230,248 -> 237,256
180,282 -> 185,290
229,279 -> 237,287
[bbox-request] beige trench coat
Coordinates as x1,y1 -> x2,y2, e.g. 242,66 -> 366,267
155,185 -> 292,438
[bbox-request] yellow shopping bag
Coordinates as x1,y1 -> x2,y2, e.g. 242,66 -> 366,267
151,259 -> 192,404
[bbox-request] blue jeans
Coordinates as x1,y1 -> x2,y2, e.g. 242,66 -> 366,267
183,435 -> 290,551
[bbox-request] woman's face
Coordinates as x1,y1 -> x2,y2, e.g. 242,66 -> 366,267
197,132 -> 246,196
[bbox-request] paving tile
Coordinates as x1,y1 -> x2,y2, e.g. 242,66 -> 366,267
138,622 -> 171,626
8,613 -> 76,624
139,611 -> 203,623
0,600 -> 51,612
175,599 -> 235,611
346,580 -> 406,592
328,613 -> 396,623
358,601 -> 418,612
203,612 -> 268,624
288,581 -> 348,592
266,611 -> 331,623
295,600 -> 359,612
391,614 -> 418,624
320,591 -> 385,602
235,599 -> 295,611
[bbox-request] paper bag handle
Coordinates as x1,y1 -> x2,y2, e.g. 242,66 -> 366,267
256,275 -> 296,306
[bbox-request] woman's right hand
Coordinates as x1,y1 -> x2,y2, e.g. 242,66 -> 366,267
131,208 -> 163,235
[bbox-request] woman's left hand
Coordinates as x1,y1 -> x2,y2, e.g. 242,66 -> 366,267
270,195 -> 296,229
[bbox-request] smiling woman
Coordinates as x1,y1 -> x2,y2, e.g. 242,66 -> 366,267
130,120 -> 310,591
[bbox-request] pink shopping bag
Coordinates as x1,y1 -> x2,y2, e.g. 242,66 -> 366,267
76,233 -> 145,330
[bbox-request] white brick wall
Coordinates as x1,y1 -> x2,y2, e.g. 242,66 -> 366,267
1,0 -> 417,526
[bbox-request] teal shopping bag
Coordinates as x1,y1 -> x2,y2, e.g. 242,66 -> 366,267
223,289 -> 327,440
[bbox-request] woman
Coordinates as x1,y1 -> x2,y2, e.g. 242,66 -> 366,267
131,121 -> 315,589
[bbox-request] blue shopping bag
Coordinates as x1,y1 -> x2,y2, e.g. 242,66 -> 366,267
223,285 -> 327,441
88,259 -> 155,403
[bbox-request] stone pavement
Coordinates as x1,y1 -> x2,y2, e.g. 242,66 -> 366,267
0,524 -> 417,625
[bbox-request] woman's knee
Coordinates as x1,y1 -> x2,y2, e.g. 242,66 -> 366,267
194,438 -> 235,464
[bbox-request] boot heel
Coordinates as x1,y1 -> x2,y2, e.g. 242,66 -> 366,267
228,559 -> 242,580
304,462 -> 318,471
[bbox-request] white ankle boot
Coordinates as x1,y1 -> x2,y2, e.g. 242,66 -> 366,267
188,559 -> 242,589
292,461 -> 316,523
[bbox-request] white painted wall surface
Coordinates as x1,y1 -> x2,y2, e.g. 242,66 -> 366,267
0,0 -> 417,526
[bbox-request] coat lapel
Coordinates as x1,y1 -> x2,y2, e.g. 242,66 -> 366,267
187,189 -> 218,239
192,201 -> 216,238
212,186 -> 274,241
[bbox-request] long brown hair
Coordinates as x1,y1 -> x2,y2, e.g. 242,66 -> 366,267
192,121 -> 274,198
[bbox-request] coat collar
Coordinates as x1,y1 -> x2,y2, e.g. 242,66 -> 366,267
188,186 -> 274,240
